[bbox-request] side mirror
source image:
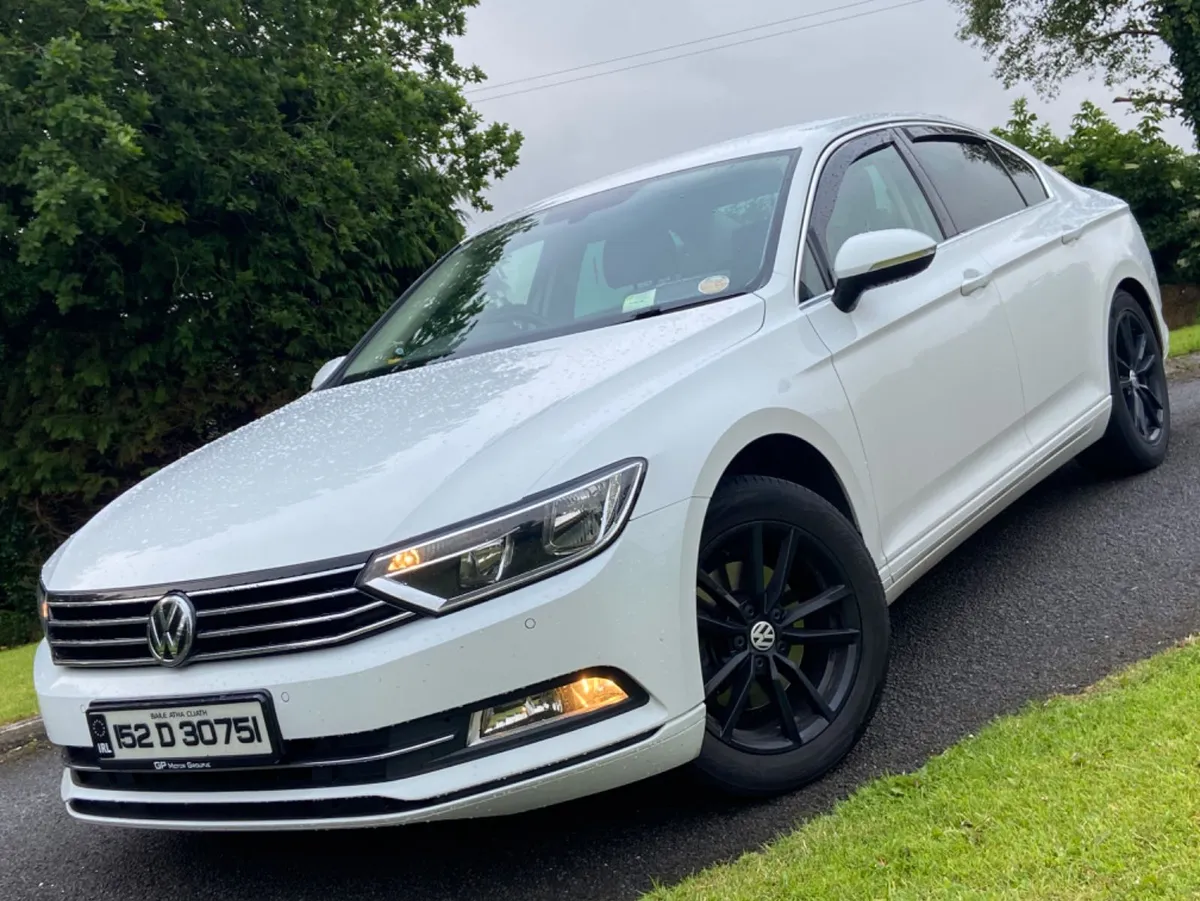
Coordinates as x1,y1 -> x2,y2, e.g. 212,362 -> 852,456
830,229 -> 937,313
311,356 -> 346,391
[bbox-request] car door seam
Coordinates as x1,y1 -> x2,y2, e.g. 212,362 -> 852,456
887,394 -> 1110,581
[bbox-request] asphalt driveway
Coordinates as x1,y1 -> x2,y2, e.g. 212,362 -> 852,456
4,378 -> 1200,901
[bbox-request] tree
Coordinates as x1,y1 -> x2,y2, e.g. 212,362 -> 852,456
0,0 -> 521,629
995,98 -> 1200,283
952,0 -> 1200,142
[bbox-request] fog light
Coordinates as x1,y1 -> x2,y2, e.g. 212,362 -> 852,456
468,675 -> 629,745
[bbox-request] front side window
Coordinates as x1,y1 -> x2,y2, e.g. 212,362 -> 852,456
909,138 -> 1026,233
819,144 -> 943,266
338,151 -> 798,384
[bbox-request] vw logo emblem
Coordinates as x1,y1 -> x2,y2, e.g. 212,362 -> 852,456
749,620 -> 777,652
147,592 -> 197,667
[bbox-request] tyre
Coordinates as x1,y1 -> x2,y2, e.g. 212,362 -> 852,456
1079,289 -> 1170,476
690,475 -> 889,797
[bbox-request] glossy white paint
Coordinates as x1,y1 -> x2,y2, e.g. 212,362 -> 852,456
37,112 -> 1165,829
310,356 -> 345,392
832,228 -> 936,280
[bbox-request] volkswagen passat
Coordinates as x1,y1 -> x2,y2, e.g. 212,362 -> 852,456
35,113 -> 1170,830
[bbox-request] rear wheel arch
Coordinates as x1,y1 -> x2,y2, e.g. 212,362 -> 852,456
1115,276 -> 1163,349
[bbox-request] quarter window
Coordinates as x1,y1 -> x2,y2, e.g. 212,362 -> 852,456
909,138 -> 1026,233
991,143 -> 1049,205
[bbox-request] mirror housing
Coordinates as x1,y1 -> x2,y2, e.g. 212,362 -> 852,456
830,229 -> 937,314
311,356 -> 346,391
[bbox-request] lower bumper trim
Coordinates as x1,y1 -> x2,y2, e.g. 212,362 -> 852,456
67,726 -> 657,824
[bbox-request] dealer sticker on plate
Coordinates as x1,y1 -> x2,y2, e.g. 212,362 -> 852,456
87,694 -> 277,769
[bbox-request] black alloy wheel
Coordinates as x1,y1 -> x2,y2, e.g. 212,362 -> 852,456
697,522 -> 860,753
1079,289 -> 1170,476
691,476 -> 888,797
1114,306 -> 1167,444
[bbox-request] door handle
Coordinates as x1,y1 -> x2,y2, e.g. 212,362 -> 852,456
1060,226 -> 1084,245
960,268 -> 993,295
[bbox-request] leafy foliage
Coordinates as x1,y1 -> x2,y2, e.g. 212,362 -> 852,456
995,99 -> 1200,282
951,0 -> 1200,142
0,0 -> 521,627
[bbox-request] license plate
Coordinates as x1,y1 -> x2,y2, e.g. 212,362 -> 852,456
86,692 -> 279,770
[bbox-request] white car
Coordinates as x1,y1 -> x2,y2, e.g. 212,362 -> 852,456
34,112 -> 1169,831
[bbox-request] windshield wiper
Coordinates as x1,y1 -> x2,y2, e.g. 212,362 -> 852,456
631,307 -> 665,320
630,293 -> 745,321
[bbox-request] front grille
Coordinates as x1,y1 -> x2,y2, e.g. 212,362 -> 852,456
46,563 -> 417,667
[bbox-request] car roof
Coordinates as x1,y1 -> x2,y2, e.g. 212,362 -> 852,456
490,111 -> 978,228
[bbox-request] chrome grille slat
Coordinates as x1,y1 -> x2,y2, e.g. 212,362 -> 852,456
201,601 -> 388,639
49,615 -> 149,628
190,613 -> 415,663
46,563 -> 418,668
65,657 -> 157,668
196,587 -> 359,618
48,596 -> 159,608
186,564 -> 364,597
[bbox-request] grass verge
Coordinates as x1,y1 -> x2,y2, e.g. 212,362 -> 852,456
1169,323 -> 1200,358
0,643 -> 38,726
647,638 -> 1200,900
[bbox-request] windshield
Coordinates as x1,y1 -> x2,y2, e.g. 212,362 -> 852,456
338,150 -> 799,384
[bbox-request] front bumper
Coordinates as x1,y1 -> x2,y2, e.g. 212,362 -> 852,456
35,498 -> 707,829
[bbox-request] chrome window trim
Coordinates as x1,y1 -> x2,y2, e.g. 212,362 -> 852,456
792,117 -> 1059,307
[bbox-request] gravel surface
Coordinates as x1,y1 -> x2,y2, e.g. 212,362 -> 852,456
4,379 -> 1200,901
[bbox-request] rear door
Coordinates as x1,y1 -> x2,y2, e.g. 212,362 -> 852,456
900,128 -> 1103,448
802,128 -> 1029,572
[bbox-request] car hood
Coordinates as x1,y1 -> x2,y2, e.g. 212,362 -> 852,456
45,297 -> 763,591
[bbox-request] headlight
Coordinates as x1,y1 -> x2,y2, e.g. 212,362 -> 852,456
37,582 -> 50,638
359,459 -> 646,614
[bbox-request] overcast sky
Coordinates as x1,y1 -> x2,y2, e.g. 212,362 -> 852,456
453,0 -> 1193,232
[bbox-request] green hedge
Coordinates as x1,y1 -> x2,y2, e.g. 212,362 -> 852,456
995,99 -> 1200,285
0,0 -> 520,637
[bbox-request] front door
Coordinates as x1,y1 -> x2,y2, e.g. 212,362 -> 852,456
801,129 -> 1029,574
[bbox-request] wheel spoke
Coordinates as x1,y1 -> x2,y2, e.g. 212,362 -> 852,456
697,613 -> 745,637
1116,315 -> 1135,368
781,627 -> 861,646
698,570 -> 748,623
1138,384 -> 1163,429
773,652 -> 834,721
1132,390 -> 1148,436
704,650 -> 749,699
719,661 -> 755,739
764,528 -> 798,612
1135,351 -> 1157,376
749,523 -> 765,599
768,657 -> 803,744
780,584 -> 851,627
1133,329 -> 1148,368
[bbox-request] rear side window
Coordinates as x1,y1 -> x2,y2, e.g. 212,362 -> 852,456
991,144 -> 1049,205
909,138 -> 1026,233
